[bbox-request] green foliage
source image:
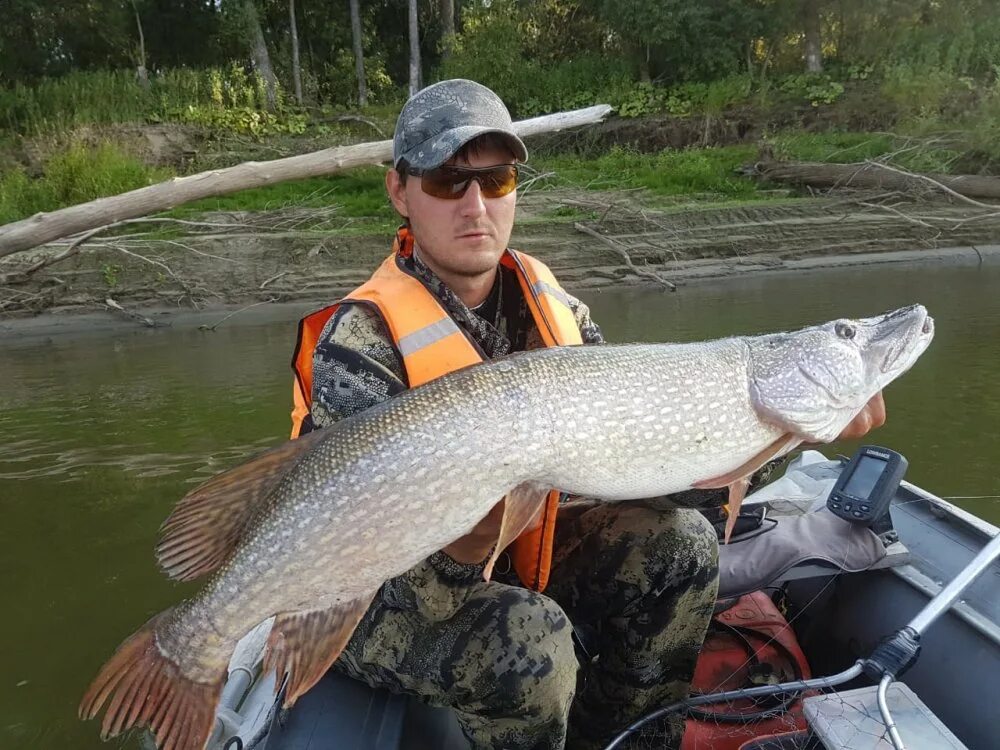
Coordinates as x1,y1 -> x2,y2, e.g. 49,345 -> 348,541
101,263 -> 124,289
0,143 -> 168,224
318,49 -> 396,107
536,145 -> 760,198
435,1 -> 631,117
778,75 -> 846,107
879,66 -> 973,118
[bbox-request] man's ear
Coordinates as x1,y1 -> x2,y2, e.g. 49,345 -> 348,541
385,169 -> 409,219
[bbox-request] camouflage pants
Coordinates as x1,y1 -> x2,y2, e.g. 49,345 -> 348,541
334,498 -> 720,750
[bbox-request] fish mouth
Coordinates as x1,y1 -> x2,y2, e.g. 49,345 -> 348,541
871,304 -> 934,380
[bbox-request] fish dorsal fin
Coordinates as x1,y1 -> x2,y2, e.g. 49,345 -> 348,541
157,429 -> 328,581
693,433 -> 802,544
483,482 -> 550,581
264,594 -> 376,707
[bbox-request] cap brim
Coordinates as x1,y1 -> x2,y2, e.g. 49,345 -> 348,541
397,125 -> 528,170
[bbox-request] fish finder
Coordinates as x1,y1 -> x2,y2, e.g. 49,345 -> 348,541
827,445 -> 907,526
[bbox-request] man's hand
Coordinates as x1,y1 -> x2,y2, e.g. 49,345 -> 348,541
836,392 -> 886,441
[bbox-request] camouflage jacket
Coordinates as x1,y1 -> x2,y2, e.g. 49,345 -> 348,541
309,249 -> 604,429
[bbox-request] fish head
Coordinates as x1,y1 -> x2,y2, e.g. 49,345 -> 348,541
747,304 -> 934,442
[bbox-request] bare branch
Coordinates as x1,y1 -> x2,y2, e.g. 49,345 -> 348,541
260,270 -> 291,289
574,222 -> 678,291
198,298 -> 277,332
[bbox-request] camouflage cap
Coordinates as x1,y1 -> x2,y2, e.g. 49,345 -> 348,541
393,79 -> 528,171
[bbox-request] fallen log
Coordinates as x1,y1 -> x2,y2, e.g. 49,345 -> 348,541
751,160 -> 1000,203
0,105 -> 612,258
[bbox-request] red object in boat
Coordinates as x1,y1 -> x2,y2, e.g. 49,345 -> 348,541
680,591 -> 813,750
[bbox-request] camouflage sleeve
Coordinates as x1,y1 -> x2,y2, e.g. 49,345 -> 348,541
310,303 -> 408,429
565,291 -> 604,344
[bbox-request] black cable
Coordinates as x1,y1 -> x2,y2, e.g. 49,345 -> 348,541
602,661 -> 865,750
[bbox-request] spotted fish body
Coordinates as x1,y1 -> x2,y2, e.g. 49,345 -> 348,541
81,304 -> 934,749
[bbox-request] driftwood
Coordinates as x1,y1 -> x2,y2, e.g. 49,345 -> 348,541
752,160 -> 1000,202
0,105 -> 613,257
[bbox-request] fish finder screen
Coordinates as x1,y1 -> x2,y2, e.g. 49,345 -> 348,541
843,455 -> 887,497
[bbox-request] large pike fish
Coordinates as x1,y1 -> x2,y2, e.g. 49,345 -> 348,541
80,304 -> 934,749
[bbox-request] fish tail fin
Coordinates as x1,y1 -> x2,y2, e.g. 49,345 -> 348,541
79,610 -> 224,750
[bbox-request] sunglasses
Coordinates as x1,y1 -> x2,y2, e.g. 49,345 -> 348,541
407,164 -> 520,200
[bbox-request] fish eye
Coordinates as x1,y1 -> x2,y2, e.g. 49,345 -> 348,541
835,322 -> 856,340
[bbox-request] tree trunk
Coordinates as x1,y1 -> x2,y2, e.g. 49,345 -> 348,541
440,0 -> 455,60
130,0 -> 149,90
802,0 -> 823,72
349,0 -> 368,106
753,160 -> 1000,200
289,0 -> 303,105
0,105 -> 612,257
246,0 -> 278,110
408,0 -> 422,95
635,43 -> 651,83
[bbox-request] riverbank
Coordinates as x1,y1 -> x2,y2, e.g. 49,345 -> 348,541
2,240 -> 997,340
4,126 -> 1000,320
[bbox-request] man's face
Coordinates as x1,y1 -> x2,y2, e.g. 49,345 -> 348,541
386,143 -> 517,278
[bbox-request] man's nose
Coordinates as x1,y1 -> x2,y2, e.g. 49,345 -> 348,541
458,179 -> 487,217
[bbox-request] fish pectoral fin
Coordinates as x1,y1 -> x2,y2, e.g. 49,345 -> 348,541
264,593 -> 377,708
692,433 -> 801,491
157,428 -> 328,582
692,432 -> 802,545
483,482 -> 550,582
79,607 -> 225,750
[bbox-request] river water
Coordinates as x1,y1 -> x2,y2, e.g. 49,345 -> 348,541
1,263 -> 997,749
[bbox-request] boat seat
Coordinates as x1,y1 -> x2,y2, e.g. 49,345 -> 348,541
718,452 -> 910,600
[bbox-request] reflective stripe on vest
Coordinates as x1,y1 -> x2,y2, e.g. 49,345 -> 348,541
289,233 -> 582,591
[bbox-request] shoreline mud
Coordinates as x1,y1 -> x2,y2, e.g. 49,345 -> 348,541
2,243 -> 996,341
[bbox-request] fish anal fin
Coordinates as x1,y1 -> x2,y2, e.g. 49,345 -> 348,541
157,429 -> 328,582
264,593 -> 376,708
79,608 -> 224,750
483,482 -> 550,582
723,478 -> 752,545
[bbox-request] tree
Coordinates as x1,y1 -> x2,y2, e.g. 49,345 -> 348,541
408,0 -> 421,95
244,0 -> 278,110
289,0 -> 303,104
349,0 -> 368,106
129,0 -> 149,89
581,0 -> 768,82
440,0 -> 456,60
802,0 -> 823,72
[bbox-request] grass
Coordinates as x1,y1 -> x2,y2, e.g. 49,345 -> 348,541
0,130 -> 982,229
534,145 -> 761,199
169,168 -> 394,219
0,143 -> 169,225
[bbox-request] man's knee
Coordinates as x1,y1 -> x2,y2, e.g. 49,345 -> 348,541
608,504 -> 718,589
457,587 -> 578,718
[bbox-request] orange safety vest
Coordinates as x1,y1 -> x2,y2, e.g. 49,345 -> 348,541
290,229 -> 582,591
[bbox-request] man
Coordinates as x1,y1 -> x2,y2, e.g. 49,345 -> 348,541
289,79 -> 886,750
